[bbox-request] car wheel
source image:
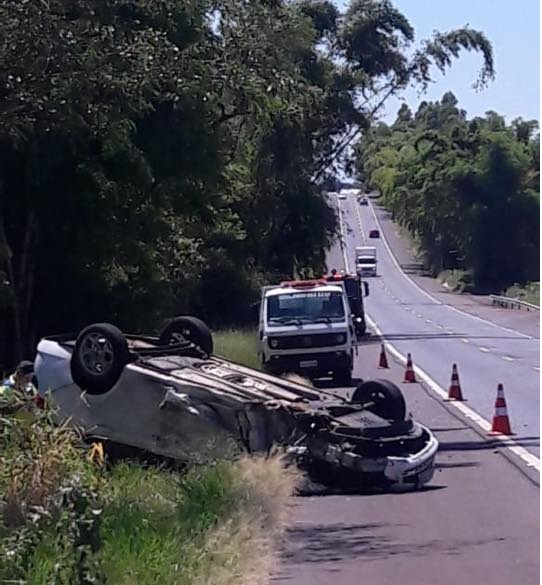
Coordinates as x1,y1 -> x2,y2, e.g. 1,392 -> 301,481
351,379 -> 406,421
158,316 -> 213,356
333,367 -> 352,386
70,323 -> 130,395
355,323 -> 366,336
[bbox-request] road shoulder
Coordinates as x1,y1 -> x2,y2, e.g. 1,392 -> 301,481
273,340 -> 540,585
370,198 -> 539,339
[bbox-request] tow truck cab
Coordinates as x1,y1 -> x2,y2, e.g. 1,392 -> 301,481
258,279 -> 354,384
325,273 -> 369,336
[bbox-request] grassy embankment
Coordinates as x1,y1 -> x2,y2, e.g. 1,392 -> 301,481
438,272 -> 540,306
0,328 -> 298,585
214,329 -> 260,369
438,269 -> 475,293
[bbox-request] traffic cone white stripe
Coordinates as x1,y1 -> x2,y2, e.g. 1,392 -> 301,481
403,353 -> 416,383
488,383 -> 514,435
446,363 -> 465,401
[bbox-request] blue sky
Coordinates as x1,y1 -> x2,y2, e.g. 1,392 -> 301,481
335,0 -> 540,124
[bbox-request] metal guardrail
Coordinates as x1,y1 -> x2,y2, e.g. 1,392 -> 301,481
490,295 -> 540,311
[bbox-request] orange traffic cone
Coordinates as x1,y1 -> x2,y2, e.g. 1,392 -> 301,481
378,344 -> 389,368
446,363 -> 465,401
403,353 -> 417,383
488,383 -> 514,436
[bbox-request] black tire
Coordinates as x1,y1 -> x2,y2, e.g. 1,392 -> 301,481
333,367 -> 352,387
351,379 -> 406,421
158,316 -> 213,356
70,323 -> 130,395
355,322 -> 366,337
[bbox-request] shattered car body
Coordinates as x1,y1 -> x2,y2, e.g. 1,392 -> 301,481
34,317 -> 438,490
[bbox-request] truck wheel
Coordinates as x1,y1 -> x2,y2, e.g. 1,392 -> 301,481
70,323 -> 130,395
159,316 -> 213,356
333,367 -> 352,386
351,379 -> 406,421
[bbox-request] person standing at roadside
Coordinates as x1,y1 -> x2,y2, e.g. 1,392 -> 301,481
0,360 -> 40,412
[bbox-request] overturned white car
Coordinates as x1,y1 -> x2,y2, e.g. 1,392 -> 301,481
34,316 -> 438,490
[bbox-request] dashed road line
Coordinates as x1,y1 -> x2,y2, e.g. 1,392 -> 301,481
461,338 -> 470,344
364,312 -> 540,474
479,347 -> 491,353
502,356 -> 515,362
341,199 -> 540,475
367,201 -> 535,340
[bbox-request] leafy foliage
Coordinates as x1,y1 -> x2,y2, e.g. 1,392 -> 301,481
0,403 -> 299,585
0,0 -> 495,367
356,95 -> 540,290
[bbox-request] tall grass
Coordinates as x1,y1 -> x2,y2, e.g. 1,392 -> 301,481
438,269 -> 474,292
0,403 -> 299,585
504,282 -> 540,306
213,329 -> 260,370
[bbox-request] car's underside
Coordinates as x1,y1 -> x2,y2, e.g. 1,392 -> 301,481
34,317 -> 438,490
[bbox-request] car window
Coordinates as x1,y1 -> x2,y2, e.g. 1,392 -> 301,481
267,291 -> 346,323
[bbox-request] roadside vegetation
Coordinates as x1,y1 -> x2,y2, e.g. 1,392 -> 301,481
0,406 -> 299,585
0,0 -> 496,370
357,94 -> 540,293
214,329 -> 260,370
504,282 -> 540,306
438,269 -> 475,293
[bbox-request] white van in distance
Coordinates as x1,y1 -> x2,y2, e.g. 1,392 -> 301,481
258,279 -> 354,385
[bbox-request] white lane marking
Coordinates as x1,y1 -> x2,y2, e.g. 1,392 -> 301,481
337,199 -> 350,273
534,367 -> 540,372
425,319 -> 433,324
436,324 -> 444,329
461,338 -> 470,344
479,347 -> 491,353
367,202 -> 535,340
365,312 -> 540,473
502,356 -> 515,362
353,197 -> 367,243
338,207 -> 539,471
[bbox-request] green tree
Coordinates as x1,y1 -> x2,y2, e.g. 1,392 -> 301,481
0,0 -> 498,367
356,97 -> 540,290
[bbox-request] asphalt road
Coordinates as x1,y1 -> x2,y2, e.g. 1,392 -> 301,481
272,194 -> 540,585
273,341 -> 539,585
336,193 -> 540,458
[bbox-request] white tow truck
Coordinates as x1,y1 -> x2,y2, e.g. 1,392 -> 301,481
258,279 -> 354,385
355,246 -> 377,277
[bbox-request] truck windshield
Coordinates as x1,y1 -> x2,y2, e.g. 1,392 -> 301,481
357,258 -> 376,264
267,291 -> 345,324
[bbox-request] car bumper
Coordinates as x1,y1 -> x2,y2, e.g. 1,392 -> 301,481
263,351 -> 351,376
357,269 -> 376,277
311,426 -> 439,488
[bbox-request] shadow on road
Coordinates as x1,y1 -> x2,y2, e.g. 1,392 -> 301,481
359,332 -> 537,342
438,437 -> 540,451
275,521 -> 506,569
435,461 -> 479,469
430,426 -> 470,432
297,483 -> 446,498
